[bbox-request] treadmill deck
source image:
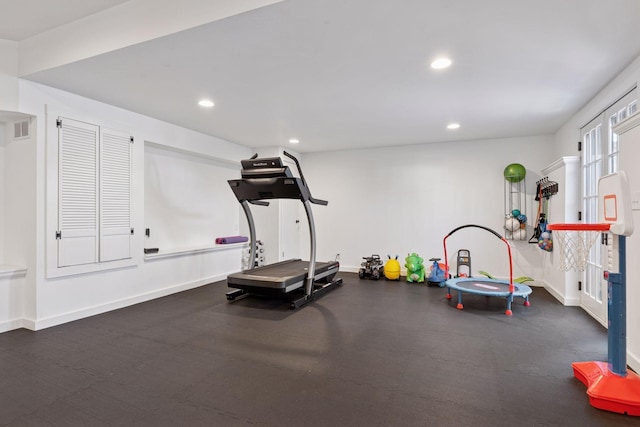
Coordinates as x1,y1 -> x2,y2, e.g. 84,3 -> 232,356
227,259 -> 339,292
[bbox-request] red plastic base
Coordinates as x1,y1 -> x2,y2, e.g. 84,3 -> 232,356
573,361 -> 640,416
456,303 -> 463,310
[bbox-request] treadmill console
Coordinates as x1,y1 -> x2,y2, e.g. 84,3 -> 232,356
241,157 -> 293,179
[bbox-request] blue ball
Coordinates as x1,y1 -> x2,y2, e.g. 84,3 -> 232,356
517,214 -> 527,223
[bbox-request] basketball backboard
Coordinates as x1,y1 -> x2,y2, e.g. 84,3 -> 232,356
599,171 -> 634,236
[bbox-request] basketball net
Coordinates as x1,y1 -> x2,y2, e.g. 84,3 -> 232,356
552,229 -> 602,272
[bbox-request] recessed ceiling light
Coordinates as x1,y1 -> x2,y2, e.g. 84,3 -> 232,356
431,57 -> 452,69
198,99 -> 214,108
289,138 -> 299,144
447,123 -> 460,130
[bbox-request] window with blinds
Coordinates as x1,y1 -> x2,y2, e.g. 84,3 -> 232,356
56,117 -> 132,268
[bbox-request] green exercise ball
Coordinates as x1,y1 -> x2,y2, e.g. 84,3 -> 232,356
504,163 -> 526,183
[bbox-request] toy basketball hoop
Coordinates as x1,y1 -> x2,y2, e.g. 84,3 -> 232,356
546,223 -> 610,272
554,172 -> 640,417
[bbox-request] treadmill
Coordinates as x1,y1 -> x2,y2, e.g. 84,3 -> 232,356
226,151 -> 342,308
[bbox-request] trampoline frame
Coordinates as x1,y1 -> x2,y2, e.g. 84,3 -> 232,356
443,224 -> 532,316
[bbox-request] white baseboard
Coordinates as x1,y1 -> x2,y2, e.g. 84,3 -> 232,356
30,273 -> 227,331
341,266 -> 410,276
0,318 -> 29,333
628,350 -> 640,373
0,267 -> 28,333
543,280 -> 579,306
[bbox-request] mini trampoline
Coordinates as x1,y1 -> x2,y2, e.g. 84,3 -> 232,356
442,224 -> 532,316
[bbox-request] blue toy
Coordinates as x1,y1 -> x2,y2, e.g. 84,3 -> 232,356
538,231 -> 553,252
427,257 -> 447,286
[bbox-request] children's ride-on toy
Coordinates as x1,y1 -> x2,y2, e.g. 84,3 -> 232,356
427,257 -> 448,287
384,255 -> 401,280
359,254 -> 384,280
405,253 -> 425,283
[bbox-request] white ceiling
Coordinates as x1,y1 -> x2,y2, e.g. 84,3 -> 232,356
0,0 -> 130,41
7,0 -> 640,153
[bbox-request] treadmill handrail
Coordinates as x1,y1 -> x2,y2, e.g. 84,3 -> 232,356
310,197 -> 328,206
283,151 -> 328,205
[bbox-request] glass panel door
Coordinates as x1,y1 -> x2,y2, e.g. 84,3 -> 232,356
580,89 -> 636,324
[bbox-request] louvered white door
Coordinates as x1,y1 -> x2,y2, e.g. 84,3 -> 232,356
99,128 -> 132,262
58,118 -> 99,267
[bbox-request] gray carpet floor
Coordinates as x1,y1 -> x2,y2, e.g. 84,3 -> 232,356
0,272 -> 638,426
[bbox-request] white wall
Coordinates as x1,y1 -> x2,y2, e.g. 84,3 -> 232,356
540,157 -> 581,305
0,40 -> 18,111
0,112 -> 35,331
300,135 -> 555,280
144,143 -> 241,252
554,56 -> 640,158
10,80 -> 251,331
0,124 -> 4,263
2,119 -> 36,268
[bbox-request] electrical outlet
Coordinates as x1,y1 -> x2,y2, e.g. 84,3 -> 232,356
632,191 -> 640,211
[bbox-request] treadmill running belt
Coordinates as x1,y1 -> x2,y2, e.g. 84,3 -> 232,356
227,259 -> 338,290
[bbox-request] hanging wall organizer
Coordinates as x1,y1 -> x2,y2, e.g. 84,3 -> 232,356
503,163 -> 528,240
529,177 -> 559,247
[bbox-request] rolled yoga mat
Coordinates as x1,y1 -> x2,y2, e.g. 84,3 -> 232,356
215,236 -> 249,244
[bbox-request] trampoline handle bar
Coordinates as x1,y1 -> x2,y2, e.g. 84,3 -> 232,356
445,224 -> 504,240
443,224 -> 513,292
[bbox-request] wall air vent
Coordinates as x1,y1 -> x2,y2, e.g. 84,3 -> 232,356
14,120 -> 29,139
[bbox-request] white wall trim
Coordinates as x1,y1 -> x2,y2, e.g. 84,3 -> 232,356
629,351 -> 640,373
18,0 -> 284,76
0,318 -> 28,333
0,265 -> 26,278
613,111 -> 640,135
541,156 -> 579,176
543,280 -> 579,306
29,274 -> 226,331
144,243 -> 247,261
580,305 -> 607,328
144,140 -> 240,168
46,258 -> 138,279
0,266 -> 27,333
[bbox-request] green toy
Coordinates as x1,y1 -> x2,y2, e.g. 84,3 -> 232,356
405,253 -> 425,283
479,270 -> 534,283
503,163 -> 526,183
